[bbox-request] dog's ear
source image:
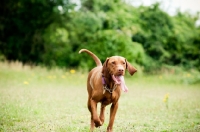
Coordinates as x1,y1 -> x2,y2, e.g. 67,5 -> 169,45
125,59 -> 137,76
102,58 -> 109,75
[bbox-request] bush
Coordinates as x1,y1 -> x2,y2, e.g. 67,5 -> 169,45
1,0 -> 199,72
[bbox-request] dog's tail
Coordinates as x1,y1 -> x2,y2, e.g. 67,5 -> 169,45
79,49 -> 102,66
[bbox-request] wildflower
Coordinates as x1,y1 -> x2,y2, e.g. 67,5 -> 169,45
23,81 -> 29,85
70,69 -> 76,74
48,75 -> 56,79
61,75 -> 66,78
184,73 -> 191,77
187,73 -> 191,77
163,93 -> 169,109
163,93 -> 169,102
159,76 -> 162,79
48,75 -> 52,79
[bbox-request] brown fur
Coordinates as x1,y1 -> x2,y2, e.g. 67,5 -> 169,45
79,49 -> 137,132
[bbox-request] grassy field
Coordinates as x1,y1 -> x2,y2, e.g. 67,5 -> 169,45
0,61 -> 200,132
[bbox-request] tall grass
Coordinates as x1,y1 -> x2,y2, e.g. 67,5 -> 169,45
0,61 -> 200,132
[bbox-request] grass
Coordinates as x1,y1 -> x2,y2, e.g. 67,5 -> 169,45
0,61 -> 200,132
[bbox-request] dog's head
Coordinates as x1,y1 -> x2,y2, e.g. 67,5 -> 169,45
102,56 -> 137,77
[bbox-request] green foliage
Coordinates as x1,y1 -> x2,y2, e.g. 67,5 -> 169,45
134,3 -> 174,60
78,30 -> 145,68
0,0 -> 73,63
171,12 -> 200,70
132,3 -> 200,71
0,0 -> 200,72
42,24 -> 72,67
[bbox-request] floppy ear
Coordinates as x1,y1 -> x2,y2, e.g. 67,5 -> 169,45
125,59 -> 137,76
102,58 -> 109,75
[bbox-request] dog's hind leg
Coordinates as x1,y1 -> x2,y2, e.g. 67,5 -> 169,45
88,97 -> 95,131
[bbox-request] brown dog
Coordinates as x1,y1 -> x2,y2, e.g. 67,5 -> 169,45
79,49 -> 137,132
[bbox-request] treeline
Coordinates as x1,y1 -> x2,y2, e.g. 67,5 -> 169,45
0,0 -> 200,71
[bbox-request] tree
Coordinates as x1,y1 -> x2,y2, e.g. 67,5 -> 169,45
0,0 -> 73,64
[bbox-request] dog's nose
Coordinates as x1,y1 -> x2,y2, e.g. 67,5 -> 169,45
118,69 -> 124,72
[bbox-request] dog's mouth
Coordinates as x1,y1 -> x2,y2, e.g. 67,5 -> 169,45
112,75 -> 128,92
112,75 -> 121,84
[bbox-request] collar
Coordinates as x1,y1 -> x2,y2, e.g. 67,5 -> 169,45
102,75 -> 117,94
102,75 -> 106,85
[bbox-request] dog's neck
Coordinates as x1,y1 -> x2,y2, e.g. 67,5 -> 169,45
102,72 -> 115,89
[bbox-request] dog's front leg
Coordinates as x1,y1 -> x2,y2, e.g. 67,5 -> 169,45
99,103 -> 106,124
90,99 -> 102,127
107,102 -> 118,132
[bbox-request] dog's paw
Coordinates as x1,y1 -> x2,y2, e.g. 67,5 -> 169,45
94,120 -> 102,127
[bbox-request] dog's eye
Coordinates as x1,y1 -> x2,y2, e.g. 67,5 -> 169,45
123,62 -> 126,65
112,61 -> 115,65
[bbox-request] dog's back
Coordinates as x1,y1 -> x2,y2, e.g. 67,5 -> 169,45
79,49 -> 103,95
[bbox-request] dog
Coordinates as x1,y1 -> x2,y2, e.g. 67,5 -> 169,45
79,49 -> 137,132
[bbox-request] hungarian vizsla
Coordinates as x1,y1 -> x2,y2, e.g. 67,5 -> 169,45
79,49 -> 137,132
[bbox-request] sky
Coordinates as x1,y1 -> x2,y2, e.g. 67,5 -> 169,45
71,0 -> 200,25
127,0 -> 200,25
72,0 -> 200,15
128,0 -> 200,15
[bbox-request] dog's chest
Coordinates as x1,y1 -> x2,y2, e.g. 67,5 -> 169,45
101,95 -> 112,105
101,92 -> 119,105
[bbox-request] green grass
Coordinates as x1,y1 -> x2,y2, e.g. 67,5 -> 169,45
0,61 -> 200,132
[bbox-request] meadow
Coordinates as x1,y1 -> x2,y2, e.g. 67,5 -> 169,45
0,61 -> 200,132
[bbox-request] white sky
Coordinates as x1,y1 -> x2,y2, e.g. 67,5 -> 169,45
128,0 -> 200,15
71,0 -> 200,25
72,0 -> 200,14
